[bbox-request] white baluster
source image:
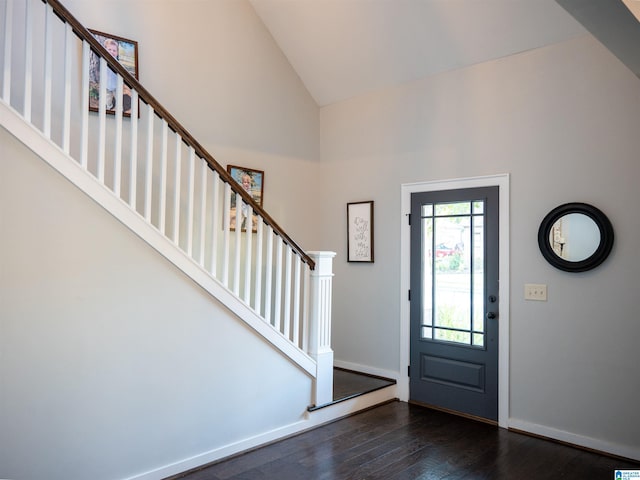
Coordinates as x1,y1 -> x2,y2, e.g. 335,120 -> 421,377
283,247 -> 292,340
254,219 -> 264,315
144,103 -> 154,221
97,57 -> 107,183
233,192 -> 242,296
23,0 -> 32,122
244,204 -> 253,304
308,251 -> 336,407
43,3 -> 53,138
62,23 -> 72,154
264,226 -> 273,324
198,160 -> 208,265
172,133 -> 182,244
114,76 -> 124,197
222,182 -> 231,287
274,236 -> 283,332
186,147 -> 196,256
128,89 -> 139,208
293,254 -> 302,347
80,41 -> 89,169
158,120 -> 168,234
302,262 -> 310,353
2,0 -> 13,103
209,171 -> 220,276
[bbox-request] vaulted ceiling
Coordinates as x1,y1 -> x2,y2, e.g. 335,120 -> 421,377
250,0 -> 640,107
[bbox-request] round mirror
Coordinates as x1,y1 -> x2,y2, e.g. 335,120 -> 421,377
538,203 -> 614,272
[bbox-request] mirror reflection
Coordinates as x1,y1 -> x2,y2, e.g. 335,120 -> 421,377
548,213 -> 600,262
538,202 -> 613,272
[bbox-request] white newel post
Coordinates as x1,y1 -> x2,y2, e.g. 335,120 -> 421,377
307,251 -> 336,407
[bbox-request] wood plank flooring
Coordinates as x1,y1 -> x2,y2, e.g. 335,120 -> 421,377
332,368 -> 395,402
171,401 -> 639,480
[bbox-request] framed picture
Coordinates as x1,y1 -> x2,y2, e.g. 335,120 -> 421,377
227,165 -> 264,232
347,201 -> 374,262
88,30 -> 139,116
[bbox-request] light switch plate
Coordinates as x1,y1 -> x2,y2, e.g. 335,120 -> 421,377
525,283 -> 547,301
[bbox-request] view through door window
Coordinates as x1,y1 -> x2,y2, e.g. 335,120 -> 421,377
421,200 -> 485,347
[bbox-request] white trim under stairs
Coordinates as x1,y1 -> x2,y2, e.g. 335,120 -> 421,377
0,99 -> 317,376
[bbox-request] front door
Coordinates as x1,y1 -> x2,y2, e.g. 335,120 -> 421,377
409,187 -> 499,421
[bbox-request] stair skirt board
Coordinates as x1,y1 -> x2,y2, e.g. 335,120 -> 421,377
0,100 -> 316,377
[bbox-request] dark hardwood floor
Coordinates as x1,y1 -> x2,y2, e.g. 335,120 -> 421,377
332,368 -> 396,402
307,368 -> 396,412
171,401 -> 639,480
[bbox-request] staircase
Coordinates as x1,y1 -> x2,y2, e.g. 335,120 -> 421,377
310,368 -> 397,412
1,0 -> 334,385
0,1 -> 398,479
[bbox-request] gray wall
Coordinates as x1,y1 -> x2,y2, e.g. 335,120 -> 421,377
319,34 -> 640,456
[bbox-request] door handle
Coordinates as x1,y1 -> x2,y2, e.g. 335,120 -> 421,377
487,311 -> 497,320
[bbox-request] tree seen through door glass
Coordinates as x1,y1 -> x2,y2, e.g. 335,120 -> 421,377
421,201 -> 485,347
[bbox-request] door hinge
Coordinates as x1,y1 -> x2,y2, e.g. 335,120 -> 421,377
408,289 -> 411,301
407,213 -> 412,226
407,365 -> 411,377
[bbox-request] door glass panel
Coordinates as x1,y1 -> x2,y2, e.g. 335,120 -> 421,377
473,215 -> 485,347
421,199 -> 486,347
435,201 -> 471,216
434,328 -> 471,344
421,215 -> 433,334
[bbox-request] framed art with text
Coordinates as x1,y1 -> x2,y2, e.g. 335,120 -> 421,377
347,201 -> 374,262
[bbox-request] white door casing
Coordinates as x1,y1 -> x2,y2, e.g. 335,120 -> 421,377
400,174 -> 510,428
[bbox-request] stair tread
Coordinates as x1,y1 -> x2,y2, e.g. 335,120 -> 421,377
308,368 -> 396,412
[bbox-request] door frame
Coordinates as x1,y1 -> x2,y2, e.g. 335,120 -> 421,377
399,174 -> 510,428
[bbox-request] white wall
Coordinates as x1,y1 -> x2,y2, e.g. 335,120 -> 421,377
61,0 -> 321,248
319,35 -> 640,458
1,1 -> 323,478
4,0 -> 639,469
0,127 -> 313,480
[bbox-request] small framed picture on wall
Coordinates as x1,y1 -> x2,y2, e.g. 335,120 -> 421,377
347,201 -> 374,262
227,165 -> 264,232
88,30 -> 139,116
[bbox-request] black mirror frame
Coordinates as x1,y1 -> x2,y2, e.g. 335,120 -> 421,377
538,202 -> 614,273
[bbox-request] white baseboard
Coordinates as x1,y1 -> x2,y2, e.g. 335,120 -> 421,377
123,420 -> 308,480
508,418 -> 640,462
126,388 -> 398,480
334,359 -> 399,382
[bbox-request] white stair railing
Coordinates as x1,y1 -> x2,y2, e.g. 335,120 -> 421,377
0,0 -> 334,386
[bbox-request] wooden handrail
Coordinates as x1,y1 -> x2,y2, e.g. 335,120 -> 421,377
43,0 -> 315,270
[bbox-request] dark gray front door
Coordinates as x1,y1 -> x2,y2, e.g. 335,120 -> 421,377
410,187 -> 499,421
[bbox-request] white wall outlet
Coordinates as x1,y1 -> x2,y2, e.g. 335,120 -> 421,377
524,283 -> 547,301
